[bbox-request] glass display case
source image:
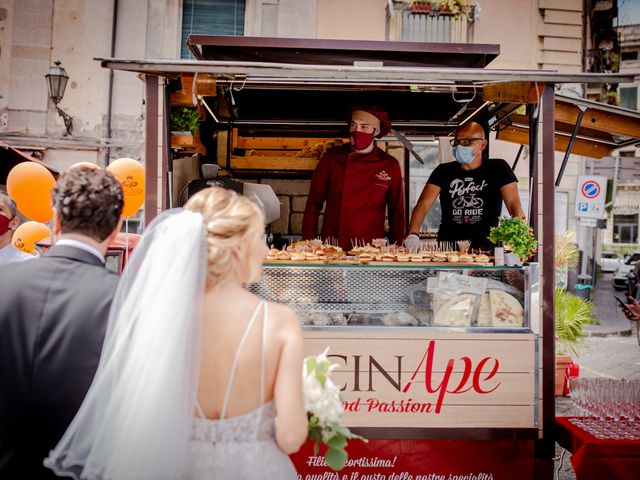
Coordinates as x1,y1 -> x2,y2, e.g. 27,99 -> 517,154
251,263 -> 537,332
250,263 -> 540,435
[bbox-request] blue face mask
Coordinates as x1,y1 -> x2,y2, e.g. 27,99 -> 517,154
453,146 -> 474,164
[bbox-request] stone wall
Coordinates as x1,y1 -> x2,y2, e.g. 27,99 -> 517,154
251,178 -> 324,237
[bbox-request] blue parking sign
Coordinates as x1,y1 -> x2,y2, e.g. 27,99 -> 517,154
575,175 -> 607,219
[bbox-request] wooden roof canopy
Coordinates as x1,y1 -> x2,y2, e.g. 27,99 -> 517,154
100,35 -> 640,158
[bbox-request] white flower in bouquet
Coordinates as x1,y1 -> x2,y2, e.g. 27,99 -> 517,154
302,372 -> 324,407
303,348 -> 365,471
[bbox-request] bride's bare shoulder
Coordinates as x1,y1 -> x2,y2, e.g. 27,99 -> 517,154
266,301 -> 298,323
265,301 -> 301,335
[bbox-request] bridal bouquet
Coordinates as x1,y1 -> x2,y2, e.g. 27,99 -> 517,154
303,348 -> 364,470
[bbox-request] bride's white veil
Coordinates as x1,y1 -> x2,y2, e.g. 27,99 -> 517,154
45,208 -> 207,480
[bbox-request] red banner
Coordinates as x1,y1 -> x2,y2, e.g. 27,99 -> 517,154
291,439 -> 533,480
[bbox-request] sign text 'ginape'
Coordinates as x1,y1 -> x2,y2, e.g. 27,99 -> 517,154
328,340 -> 501,415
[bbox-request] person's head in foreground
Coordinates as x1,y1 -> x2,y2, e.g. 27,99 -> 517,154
51,166 -> 124,249
185,187 -> 267,288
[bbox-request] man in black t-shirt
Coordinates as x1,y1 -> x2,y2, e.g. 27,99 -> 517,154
406,122 -> 525,249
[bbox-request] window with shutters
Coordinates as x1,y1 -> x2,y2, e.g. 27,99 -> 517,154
181,0 -> 245,59
613,214 -> 639,244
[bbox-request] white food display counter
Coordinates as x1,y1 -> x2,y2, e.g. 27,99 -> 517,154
250,262 -> 540,479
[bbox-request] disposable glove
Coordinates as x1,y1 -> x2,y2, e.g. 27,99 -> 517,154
404,233 -> 420,253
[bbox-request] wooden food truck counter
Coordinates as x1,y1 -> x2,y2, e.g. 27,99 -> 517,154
250,262 -> 540,479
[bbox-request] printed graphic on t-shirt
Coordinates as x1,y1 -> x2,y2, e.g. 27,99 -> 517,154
448,177 -> 488,225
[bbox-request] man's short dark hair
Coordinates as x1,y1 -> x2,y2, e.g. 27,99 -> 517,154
52,167 -> 124,242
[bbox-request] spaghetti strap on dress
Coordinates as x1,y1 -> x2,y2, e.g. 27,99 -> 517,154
187,301 -> 298,479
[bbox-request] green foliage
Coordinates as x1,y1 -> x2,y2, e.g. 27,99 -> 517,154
307,413 -> 365,470
170,107 -> 200,135
325,445 -> 349,471
304,352 -> 366,471
488,217 -> 538,261
604,244 -> 638,257
555,231 -> 578,269
555,287 -> 596,357
403,0 -> 465,13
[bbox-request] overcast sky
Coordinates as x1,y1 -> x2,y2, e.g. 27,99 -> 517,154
618,0 -> 640,26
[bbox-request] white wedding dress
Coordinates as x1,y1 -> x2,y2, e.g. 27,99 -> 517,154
45,210 -> 299,480
187,300 -> 298,479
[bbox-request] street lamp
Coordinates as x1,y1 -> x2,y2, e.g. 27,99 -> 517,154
45,60 -> 73,135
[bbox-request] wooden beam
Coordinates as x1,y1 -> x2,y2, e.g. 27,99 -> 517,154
496,125 -> 613,158
180,73 -> 194,95
170,134 -> 206,153
217,130 -> 228,163
230,155 -> 320,170
194,73 -> 217,97
555,100 -> 640,138
509,113 -> 619,142
232,130 -> 346,150
483,82 -> 544,104
539,80 -> 557,480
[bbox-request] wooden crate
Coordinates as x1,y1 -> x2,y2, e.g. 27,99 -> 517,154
225,128 -> 346,171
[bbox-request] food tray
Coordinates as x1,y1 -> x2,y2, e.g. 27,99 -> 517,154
263,260 -> 494,267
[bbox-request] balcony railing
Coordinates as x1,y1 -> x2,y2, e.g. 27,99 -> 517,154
387,2 -> 476,43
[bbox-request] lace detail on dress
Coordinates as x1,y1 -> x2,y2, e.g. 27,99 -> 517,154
187,401 -> 297,479
190,400 -> 276,444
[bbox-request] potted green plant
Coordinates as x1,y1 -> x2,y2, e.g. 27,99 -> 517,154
170,107 -> 201,148
405,0 -> 465,16
171,107 -> 200,135
488,217 -> 537,265
554,287 -> 596,396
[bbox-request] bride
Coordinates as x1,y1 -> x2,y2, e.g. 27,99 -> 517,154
45,187 -> 308,479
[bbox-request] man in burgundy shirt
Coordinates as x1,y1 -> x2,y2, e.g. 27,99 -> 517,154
302,107 -> 405,250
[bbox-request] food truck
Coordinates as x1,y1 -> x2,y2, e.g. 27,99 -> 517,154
100,36 -> 640,479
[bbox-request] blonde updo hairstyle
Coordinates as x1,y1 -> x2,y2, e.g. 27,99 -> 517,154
185,187 -> 265,288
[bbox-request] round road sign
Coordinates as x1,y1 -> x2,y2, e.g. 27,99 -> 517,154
581,181 -> 601,199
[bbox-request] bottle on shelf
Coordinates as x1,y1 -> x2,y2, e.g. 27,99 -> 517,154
494,242 -> 505,267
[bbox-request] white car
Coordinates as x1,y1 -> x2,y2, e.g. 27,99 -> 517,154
600,251 -> 622,273
613,251 -> 640,291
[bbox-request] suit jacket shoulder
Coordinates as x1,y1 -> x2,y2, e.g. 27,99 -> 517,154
0,245 -> 119,478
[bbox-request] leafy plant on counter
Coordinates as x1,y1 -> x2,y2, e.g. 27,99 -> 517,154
488,216 -> 538,261
555,287 -> 596,357
170,107 -> 200,135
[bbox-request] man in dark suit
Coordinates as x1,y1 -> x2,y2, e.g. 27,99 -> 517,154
0,167 -> 124,479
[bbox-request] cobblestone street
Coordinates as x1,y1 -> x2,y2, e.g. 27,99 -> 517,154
555,273 -> 640,479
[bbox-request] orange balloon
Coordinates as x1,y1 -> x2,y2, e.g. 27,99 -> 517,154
6,163 -> 56,222
12,221 -> 52,253
106,158 -> 145,217
68,162 -> 100,171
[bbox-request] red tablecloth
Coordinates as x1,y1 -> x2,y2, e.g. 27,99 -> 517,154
555,416 -> 640,480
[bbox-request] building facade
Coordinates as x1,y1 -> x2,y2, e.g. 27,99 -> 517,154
1,0 -> 624,246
